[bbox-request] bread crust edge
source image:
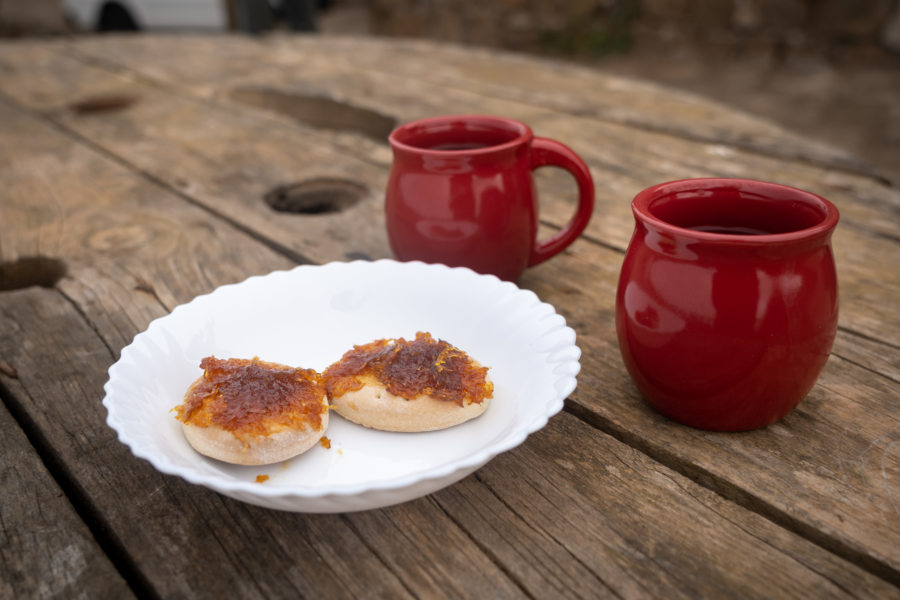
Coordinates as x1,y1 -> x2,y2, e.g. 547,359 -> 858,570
331,381 -> 489,432
182,407 -> 329,465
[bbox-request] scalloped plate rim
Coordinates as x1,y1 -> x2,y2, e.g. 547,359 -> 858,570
102,259 -> 580,506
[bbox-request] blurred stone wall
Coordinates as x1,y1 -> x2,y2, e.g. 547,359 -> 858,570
2,0 -> 898,61
0,0 -> 67,35
367,0 -> 900,59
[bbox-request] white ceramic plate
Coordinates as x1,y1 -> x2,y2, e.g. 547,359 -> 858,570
103,260 -> 580,512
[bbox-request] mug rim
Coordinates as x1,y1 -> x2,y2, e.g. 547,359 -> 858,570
632,178 -> 840,244
388,114 -> 533,156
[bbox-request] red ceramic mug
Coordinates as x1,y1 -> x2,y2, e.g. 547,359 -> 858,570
615,178 -> 840,431
385,115 -> 595,281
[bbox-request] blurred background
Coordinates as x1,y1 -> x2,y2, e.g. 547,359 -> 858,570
2,0 -> 898,183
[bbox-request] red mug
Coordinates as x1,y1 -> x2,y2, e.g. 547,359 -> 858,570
615,178 -> 840,431
385,115 -> 595,281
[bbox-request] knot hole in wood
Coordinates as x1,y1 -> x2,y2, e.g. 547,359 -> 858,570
68,94 -> 140,115
264,177 -> 368,214
0,256 -> 67,292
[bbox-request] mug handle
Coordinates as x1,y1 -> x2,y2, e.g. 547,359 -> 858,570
527,137 -> 595,267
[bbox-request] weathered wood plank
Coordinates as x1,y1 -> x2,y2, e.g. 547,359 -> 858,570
2,37 -> 898,581
0,49 -> 890,597
519,237 -> 900,583
0,292 -> 421,599
1,40 -> 896,351
58,34 -> 878,178
31,43 -> 900,377
0,47 -> 393,267
7,286 -> 896,599
305,36 -> 880,177
436,411 -> 899,599
0,107 -> 524,598
2,34 -> 899,592
0,369 -> 134,599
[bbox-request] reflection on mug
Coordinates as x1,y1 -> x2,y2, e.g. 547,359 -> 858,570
415,220 -> 480,241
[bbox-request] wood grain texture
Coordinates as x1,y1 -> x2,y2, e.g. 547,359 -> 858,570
5,37 -> 894,348
3,37 -> 897,581
0,106 -> 521,598
0,369 -> 133,600
1,34 -> 898,597
519,241 -> 900,583
49,34 -> 878,178
2,286 -> 894,598
0,292 -> 417,599
436,411 -> 899,599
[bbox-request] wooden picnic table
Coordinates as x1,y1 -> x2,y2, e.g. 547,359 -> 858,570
1,33 -> 898,598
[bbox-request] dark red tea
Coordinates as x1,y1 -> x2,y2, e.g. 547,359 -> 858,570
428,142 -> 492,151
688,225 -> 774,235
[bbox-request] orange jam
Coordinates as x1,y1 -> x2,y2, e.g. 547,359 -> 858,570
323,332 -> 493,406
174,356 -> 325,437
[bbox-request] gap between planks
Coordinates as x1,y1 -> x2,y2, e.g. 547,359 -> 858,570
0,364 -> 160,600
560,398 -> 900,587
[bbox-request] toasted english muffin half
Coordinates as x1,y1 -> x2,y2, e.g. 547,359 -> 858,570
324,332 -> 492,432
174,356 -> 328,466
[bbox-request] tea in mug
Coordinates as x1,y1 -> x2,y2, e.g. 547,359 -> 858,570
688,225 -> 773,235
428,143 -> 492,151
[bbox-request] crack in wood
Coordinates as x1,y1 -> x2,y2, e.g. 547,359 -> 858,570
0,377 -> 159,600
227,87 -> 396,144
561,398 -> 900,586
431,485 -> 540,600
336,513 -> 418,600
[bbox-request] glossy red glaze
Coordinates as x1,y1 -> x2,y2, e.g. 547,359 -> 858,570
615,178 -> 839,431
385,115 -> 594,281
